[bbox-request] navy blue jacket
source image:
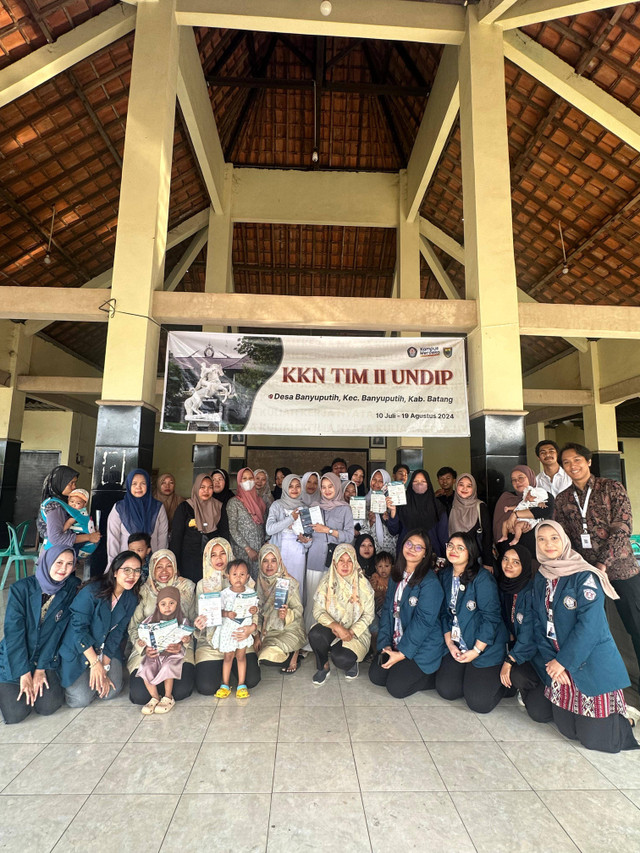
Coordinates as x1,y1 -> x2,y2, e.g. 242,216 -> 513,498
0,574 -> 80,683
532,570 -> 630,696
387,511 -> 449,558
58,583 -> 137,687
500,582 -> 546,681
377,570 -> 446,674
439,566 -> 508,667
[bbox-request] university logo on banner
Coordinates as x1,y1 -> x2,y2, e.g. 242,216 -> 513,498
160,332 -> 469,437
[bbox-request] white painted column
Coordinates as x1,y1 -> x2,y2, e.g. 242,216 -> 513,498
459,7 -> 523,416
101,0 -> 179,406
580,341 -> 618,452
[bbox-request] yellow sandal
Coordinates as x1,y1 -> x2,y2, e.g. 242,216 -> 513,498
236,685 -> 249,699
215,684 -> 231,699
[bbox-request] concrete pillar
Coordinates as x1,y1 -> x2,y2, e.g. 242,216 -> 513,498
0,322 -> 31,542
93,0 -> 179,521
459,9 -> 526,507
580,341 -> 621,480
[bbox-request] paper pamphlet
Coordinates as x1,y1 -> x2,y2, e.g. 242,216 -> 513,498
387,482 -> 407,506
198,591 -> 222,627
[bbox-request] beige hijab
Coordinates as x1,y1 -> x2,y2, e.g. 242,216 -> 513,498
535,520 -> 619,600
187,473 -> 222,534
321,543 -> 365,627
202,536 -> 233,582
257,543 -> 296,633
147,549 -> 180,594
153,474 -> 184,526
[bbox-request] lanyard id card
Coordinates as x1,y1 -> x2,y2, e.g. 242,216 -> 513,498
546,604 -> 557,640
574,487 -> 593,550
581,532 -> 592,549
451,624 -> 461,643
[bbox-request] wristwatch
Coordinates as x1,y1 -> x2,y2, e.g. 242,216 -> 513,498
103,664 -> 111,672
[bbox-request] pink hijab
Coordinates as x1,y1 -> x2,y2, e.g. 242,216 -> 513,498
319,473 -> 347,511
235,467 -> 266,524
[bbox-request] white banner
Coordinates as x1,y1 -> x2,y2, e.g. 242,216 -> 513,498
161,332 -> 469,437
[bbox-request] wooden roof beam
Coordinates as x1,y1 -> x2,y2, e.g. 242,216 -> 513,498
163,227 -> 208,292
600,375 -> 640,406
0,4 -> 136,108
519,302 -> 640,340
175,0 -> 466,45
406,46 -> 459,222
504,30 -> 640,153
496,0 -> 631,30
419,236 -> 460,299
477,0 -> 520,25
177,26 -> 226,213
419,218 -> 465,265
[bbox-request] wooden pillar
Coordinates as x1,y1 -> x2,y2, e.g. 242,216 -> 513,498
0,322 -> 30,542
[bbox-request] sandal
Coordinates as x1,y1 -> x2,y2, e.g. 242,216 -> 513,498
282,657 -> 300,674
215,684 -> 231,699
154,695 -> 175,715
236,684 -> 250,699
141,697 -> 159,715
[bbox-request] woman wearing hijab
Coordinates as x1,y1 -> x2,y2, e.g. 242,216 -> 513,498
309,543 -> 374,685
449,473 -> 494,572
387,469 -> 448,558
265,474 -> 311,595
354,533 -> 376,579
272,467 -> 292,500
211,468 -> 235,507
254,468 -> 274,511
359,468 -> 397,554
300,471 -> 321,506
153,473 -> 185,527
38,464 -> 100,556
493,465 -> 553,559
169,474 -> 226,584
194,537 -> 261,694
226,467 -> 267,580
532,521 -> 636,752
255,544 -> 306,673
347,464 -> 367,497
498,545 -> 552,723
127,549 -> 197,705
0,545 -> 79,724
106,469 -> 168,565
304,473 -> 355,639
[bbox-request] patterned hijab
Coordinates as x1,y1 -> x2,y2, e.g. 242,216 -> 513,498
448,473 -> 482,536
147,549 -> 180,594
153,473 -> 184,526
257,543 -> 295,632
320,543 -> 365,627
254,469 -> 272,502
202,536 -> 233,583
118,469 -> 163,536
187,473 -> 222,534
535,520 -> 619,599
235,467 -> 266,524
301,471 -> 321,506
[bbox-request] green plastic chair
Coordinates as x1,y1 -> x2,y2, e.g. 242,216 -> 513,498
15,519 -> 31,551
0,523 -> 38,591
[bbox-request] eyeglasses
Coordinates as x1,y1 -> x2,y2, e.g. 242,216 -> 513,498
119,567 -> 142,576
446,543 -> 467,553
404,542 -> 425,552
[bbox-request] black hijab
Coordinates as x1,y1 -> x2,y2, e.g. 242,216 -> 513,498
497,544 -> 533,628
347,464 -> 367,497
272,467 -> 292,500
354,533 -> 376,578
41,465 -> 79,503
398,469 -> 442,533
211,468 -> 235,506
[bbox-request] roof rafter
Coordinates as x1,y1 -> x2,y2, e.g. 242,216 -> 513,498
496,0 -> 631,30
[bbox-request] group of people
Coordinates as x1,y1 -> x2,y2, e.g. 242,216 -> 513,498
0,439 -> 638,754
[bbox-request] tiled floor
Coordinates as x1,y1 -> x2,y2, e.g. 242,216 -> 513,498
1,658 -> 640,853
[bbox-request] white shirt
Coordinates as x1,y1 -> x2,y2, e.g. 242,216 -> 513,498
536,467 -> 572,498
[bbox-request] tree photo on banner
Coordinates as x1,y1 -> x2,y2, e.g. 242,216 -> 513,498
161,332 -> 469,437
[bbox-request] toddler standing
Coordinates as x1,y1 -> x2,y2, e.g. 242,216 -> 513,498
211,559 -> 258,699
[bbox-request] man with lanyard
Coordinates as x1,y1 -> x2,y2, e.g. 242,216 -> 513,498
534,439 -> 572,498
554,442 -> 640,689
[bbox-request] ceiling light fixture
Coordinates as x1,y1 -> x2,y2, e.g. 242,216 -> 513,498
43,204 -> 56,265
558,221 -> 569,275
320,1 -> 332,16
312,80 -> 319,164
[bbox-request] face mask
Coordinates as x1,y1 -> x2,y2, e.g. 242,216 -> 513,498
241,480 -> 255,492
412,482 -> 428,494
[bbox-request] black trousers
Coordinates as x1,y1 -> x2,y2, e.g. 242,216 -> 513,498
0,670 -> 63,725
612,573 -> 640,687
195,654 -> 261,695
129,662 -> 195,705
369,656 -> 435,699
552,704 -> 638,753
435,653 -> 505,714
308,624 -> 357,672
510,661 -> 553,723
